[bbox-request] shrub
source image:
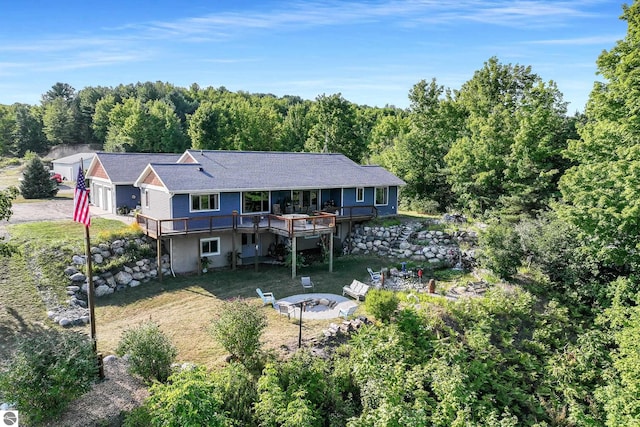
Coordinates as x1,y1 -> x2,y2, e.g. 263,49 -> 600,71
116,321 -> 177,383
96,222 -> 145,242
478,221 -> 523,279
125,367 -> 229,427
0,329 -> 98,425
364,289 -> 399,323
400,195 -> 441,214
19,157 -> 59,199
210,300 -> 267,374
213,362 -> 258,425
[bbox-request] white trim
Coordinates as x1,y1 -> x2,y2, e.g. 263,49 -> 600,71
200,237 -> 221,256
356,187 -> 365,202
374,186 -> 389,206
89,176 -> 111,185
138,183 -> 169,193
189,192 -> 220,213
241,190 -> 271,215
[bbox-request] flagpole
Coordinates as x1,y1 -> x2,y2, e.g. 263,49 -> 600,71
84,224 -> 96,351
77,159 -> 103,379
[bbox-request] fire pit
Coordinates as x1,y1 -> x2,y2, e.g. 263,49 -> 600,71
275,293 -> 354,320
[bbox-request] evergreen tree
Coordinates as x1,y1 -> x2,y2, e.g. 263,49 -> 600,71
19,157 -> 58,199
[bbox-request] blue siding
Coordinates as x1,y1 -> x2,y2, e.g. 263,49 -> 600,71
376,186 -> 399,216
344,187 -> 378,216
166,186 -> 398,230
115,185 -> 140,210
171,192 -> 241,230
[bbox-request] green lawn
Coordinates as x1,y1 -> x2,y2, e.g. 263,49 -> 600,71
2,214 -> 472,367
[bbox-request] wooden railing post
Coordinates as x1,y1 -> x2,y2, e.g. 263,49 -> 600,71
157,232 -> 162,283
232,210 -> 238,270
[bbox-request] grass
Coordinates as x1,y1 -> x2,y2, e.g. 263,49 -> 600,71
0,252 -> 50,361
0,219 -> 145,361
90,256 -> 380,367
0,162 -> 23,189
2,214 -> 476,368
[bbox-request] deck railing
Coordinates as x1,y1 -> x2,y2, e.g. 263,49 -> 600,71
135,210 -> 342,238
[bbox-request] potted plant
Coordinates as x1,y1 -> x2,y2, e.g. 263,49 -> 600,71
201,257 -> 210,273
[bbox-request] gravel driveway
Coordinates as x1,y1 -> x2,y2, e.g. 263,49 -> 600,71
1,185 -> 132,237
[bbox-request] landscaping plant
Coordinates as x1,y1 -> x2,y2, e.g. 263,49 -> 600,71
19,156 -> 59,199
209,299 -> 267,374
116,321 -> 177,383
0,329 -> 98,425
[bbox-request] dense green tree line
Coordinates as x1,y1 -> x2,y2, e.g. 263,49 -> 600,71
0,56 -> 579,217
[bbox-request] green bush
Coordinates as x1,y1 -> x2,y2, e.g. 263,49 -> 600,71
0,329 -> 98,425
364,289 -> 399,323
125,367 -> 229,427
116,321 -> 177,383
212,362 -> 258,425
478,221 -> 523,279
400,195 -> 441,214
210,300 -> 267,374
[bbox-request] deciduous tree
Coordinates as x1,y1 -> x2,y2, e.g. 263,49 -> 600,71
446,57 -> 568,216
558,2 -> 640,270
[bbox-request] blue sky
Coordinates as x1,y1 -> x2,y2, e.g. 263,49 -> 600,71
0,0 -> 627,112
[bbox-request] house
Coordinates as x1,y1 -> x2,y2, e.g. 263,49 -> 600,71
91,150 -> 405,277
86,152 -> 182,214
51,152 -> 96,182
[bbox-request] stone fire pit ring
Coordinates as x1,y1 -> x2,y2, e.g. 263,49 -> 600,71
275,293 -> 356,320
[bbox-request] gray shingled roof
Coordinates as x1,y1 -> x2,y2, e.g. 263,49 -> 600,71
52,152 -> 96,164
147,150 -> 405,192
94,152 -> 182,184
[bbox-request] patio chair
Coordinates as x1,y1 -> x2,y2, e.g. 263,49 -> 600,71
301,276 -> 314,292
256,288 -> 276,308
339,305 -> 358,319
277,301 -> 297,319
367,267 -> 382,283
272,204 -> 282,215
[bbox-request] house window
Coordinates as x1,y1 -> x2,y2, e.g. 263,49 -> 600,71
144,189 -> 149,208
191,193 -> 220,212
201,237 -> 220,256
375,187 -> 388,206
356,187 -> 364,202
243,191 -> 269,213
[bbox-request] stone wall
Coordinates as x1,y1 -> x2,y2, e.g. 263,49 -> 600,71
344,221 -> 477,267
48,236 -> 171,327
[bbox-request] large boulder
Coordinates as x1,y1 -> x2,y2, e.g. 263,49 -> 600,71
95,284 -> 114,297
115,271 -> 133,286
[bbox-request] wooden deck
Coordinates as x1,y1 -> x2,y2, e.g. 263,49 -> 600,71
134,205 -> 377,239
135,211 -> 336,239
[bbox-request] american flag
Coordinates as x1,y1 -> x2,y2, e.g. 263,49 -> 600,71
73,166 -> 91,226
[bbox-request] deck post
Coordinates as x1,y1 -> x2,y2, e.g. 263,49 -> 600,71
291,236 -> 297,278
157,236 -> 162,282
329,232 -> 333,273
232,210 -> 238,270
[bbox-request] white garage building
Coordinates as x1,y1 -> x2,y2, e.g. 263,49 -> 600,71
51,153 -> 96,182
